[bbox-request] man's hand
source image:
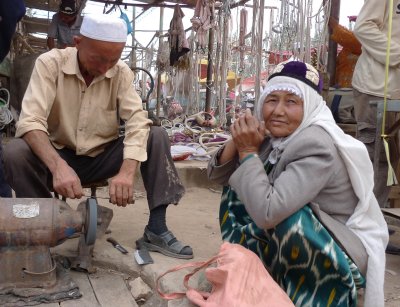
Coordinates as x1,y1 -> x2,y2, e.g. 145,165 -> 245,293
109,159 -> 138,207
47,37 -> 55,50
230,109 -> 266,160
52,159 -> 84,199
22,130 -> 83,199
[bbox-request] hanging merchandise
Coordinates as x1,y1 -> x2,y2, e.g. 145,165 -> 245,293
169,4 -> 190,66
238,8 -> 248,71
267,0 -> 329,71
191,0 -> 214,50
217,0 -> 232,127
157,41 -> 170,72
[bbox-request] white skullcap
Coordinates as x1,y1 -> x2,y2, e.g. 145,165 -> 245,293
80,14 -> 128,43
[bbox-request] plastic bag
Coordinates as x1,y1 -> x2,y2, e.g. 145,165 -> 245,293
157,242 -> 294,307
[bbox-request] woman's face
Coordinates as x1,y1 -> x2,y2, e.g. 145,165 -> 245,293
262,90 -> 304,138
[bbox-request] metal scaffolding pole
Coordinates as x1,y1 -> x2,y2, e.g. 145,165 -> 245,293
156,7 -> 164,118
327,0 -> 341,86
254,0 -> 265,105
205,4 -> 215,113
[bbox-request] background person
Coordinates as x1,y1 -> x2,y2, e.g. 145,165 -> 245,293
208,61 -> 388,306
47,0 -> 83,49
0,0 -> 25,197
0,0 -> 26,61
352,0 -> 400,208
329,17 -> 361,89
4,14 -> 193,259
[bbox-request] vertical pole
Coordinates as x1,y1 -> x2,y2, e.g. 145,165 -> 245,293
219,7 -> 230,127
205,4 -> 215,113
327,0 -> 340,86
214,5 -> 223,113
156,7 -> 164,118
254,0 -> 265,106
130,6 -> 136,68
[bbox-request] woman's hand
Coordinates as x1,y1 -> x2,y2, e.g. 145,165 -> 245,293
230,109 -> 266,159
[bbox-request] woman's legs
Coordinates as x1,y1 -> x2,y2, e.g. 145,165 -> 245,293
220,188 -> 363,307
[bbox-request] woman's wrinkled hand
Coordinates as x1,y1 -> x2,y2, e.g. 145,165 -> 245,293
230,109 -> 266,157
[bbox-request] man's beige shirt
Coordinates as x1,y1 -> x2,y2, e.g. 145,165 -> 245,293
16,47 -> 152,161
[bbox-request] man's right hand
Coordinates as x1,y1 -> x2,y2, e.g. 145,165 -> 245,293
52,159 -> 83,199
23,130 -> 84,199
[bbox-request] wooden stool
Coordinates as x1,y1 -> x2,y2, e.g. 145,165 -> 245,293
83,180 -> 109,199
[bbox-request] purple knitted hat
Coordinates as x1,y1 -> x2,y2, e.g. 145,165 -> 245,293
268,60 -> 323,94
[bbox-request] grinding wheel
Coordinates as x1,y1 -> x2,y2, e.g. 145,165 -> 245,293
84,197 -> 97,245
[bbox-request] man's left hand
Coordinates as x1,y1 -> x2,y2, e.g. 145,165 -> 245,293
109,159 -> 138,207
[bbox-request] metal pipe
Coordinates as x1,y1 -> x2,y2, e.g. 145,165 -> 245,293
130,6 -> 136,68
156,7 -> 164,118
327,0 -> 341,86
254,0 -> 265,105
205,5 -> 215,113
90,0 -> 192,9
230,0 -> 251,9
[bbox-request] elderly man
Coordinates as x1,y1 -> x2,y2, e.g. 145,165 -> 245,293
47,0 -> 83,49
4,14 -> 193,259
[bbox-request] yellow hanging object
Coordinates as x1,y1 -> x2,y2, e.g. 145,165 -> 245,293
382,0 -> 395,186
383,138 -> 398,185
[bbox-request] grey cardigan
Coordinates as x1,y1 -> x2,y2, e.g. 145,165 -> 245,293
208,125 -> 368,275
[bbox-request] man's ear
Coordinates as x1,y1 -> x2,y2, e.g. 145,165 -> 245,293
74,35 -> 82,47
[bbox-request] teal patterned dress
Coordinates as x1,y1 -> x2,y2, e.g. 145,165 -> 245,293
219,160 -> 365,307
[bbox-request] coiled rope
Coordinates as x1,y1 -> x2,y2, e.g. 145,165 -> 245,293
0,88 -> 13,130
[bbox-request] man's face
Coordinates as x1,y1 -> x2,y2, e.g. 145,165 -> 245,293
58,12 -> 77,26
75,37 -> 125,78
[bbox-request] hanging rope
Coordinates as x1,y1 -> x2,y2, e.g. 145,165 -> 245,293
217,0 -> 232,128
382,0 -> 397,185
315,0 -> 330,71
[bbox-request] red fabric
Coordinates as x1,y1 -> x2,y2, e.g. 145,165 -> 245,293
157,242 -> 294,307
237,71 -> 269,92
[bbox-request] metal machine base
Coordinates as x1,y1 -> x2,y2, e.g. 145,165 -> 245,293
0,246 -> 56,290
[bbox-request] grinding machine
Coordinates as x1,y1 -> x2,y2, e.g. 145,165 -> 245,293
0,197 -> 99,290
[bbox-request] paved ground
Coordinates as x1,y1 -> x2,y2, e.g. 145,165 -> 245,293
49,184 -> 222,307
7,160 -> 400,306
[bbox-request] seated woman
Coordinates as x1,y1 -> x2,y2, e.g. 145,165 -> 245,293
207,61 -> 388,306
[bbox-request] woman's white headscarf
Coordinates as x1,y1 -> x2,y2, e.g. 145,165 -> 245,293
256,66 -> 388,307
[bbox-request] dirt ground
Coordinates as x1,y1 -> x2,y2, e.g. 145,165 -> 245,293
5,159 -> 400,306
46,180 -> 400,307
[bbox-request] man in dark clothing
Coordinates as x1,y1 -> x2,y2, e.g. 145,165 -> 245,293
0,0 -> 25,197
0,0 -> 26,61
